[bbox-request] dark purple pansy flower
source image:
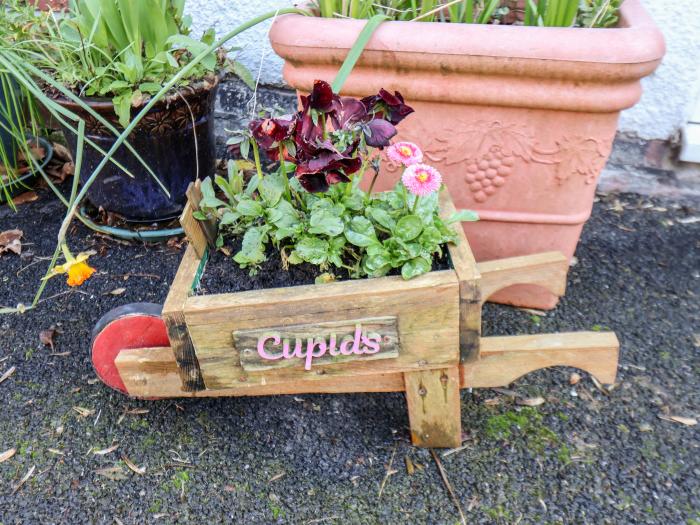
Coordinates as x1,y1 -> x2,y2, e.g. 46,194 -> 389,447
362,89 -> 414,125
330,96 -> 368,130
307,80 -> 337,113
363,119 -> 397,148
249,116 -> 295,150
297,171 -> 351,193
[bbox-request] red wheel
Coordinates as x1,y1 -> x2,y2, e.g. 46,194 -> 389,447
91,303 -> 169,395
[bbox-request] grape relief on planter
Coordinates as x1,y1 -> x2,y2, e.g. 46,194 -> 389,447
384,121 -> 613,202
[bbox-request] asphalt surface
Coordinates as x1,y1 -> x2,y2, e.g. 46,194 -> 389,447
0,189 -> 698,524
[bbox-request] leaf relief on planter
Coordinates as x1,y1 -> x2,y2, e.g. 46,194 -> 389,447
194,80 -> 478,293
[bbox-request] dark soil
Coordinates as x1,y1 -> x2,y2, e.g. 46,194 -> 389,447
0,188 -> 698,525
198,238 -> 450,295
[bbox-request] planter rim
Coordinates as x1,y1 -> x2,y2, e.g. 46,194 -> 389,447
48,74 -> 220,114
270,0 -> 664,66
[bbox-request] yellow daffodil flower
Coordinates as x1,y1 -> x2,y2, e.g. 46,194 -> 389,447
44,244 -> 96,287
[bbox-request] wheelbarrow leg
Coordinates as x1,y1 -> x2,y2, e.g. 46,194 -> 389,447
404,367 -> 462,448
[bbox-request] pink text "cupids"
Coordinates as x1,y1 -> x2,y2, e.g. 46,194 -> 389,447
256,325 -> 381,370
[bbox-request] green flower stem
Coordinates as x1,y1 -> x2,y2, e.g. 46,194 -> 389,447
252,140 -> 264,180
32,119 -> 86,309
279,144 -> 292,201
411,195 -> 420,214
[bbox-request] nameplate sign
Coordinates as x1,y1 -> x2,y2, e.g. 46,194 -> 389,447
234,316 -> 400,372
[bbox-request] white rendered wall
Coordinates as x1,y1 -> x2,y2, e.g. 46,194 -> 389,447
187,0 -> 700,141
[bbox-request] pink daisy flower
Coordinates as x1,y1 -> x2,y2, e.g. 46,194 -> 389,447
387,141 -> 423,166
402,163 -> 442,196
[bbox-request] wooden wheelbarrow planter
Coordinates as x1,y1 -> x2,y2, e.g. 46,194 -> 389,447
92,186 -> 619,448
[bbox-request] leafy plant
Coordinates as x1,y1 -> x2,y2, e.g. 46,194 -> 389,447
577,0 -> 624,28
0,72 -> 45,206
524,0 -> 578,27
197,80 -> 478,281
314,0 -> 622,27
6,0 -> 250,127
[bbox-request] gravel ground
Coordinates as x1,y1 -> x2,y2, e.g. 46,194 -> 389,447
0,189 -> 698,525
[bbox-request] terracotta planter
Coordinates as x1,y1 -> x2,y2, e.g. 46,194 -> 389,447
269,0 -> 665,309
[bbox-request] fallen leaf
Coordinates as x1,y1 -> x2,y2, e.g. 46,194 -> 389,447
516,307 -> 547,316
0,366 -> 16,385
93,443 -> 119,456
11,191 -> 38,206
0,448 -> 16,463
517,396 -> 545,407
677,216 -> 700,225
268,472 -> 285,482
658,415 -> 697,427
47,448 -> 65,455
0,229 -> 23,256
95,466 -> 127,480
52,143 -> 73,162
483,397 -> 501,406
73,406 -> 95,418
107,288 -> 126,296
122,455 -> 146,475
405,456 -> 415,475
39,328 -> 56,350
12,465 -> 35,494
569,372 -> 581,385
638,423 -> 653,432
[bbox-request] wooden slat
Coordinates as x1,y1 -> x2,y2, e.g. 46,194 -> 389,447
404,367 -> 462,448
476,252 -> 568,306
236,317 -> 400,372
461,332 -> 619,388
183,270 -> 460,390
115,346 -> 406,398
185,180 -> 217,247
441,191 -> 482,363
162,244 -> 205,392
179,200 -> 208,259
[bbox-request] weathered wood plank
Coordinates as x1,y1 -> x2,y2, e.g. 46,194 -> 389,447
404,367 -> 462,448
115,346 -> 406,398
184,270 -> 460,390
441,191 -> 482,363
461,332 -> 619,388
185,180 -> 217,248
476,252 -> 568,306
236,317 -> 400,372
162,244 -> 205,392
179,200 -> 207,259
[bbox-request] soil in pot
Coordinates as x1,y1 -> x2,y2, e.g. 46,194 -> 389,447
197,240 -> 451,295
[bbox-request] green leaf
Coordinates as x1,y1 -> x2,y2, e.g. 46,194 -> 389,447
192,210 -> 206,220
112,91 -> 132,128
220,211 -> 240,225
401,257 -> 431,280
259,173 -> 285,206
315,272 -> 336,285
236,198 -> 263,217
332,14 -> 388,93
232,60 -> 255,90
233,226 -> 268,268
396,214 -> 423,241
294,237 -> 329,265
308,208 -> 345,237
345,216 -> 378,247
369,207 -> 396,231
447,209 -> 480,223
